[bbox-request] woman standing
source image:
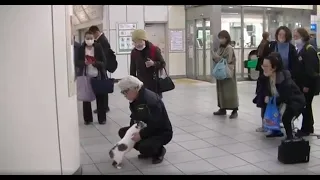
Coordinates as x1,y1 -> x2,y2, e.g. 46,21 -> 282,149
270,26 -> 299,79
130,29 -> 166,97
256,32 -> 271,75
76,31 -> 107,125
293,28 -> 320,137
254,32 -> 272,132
212,30 -> 239,119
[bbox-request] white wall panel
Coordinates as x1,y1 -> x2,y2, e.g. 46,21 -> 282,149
109,5 -> 126,30
127,5 -> 144,29
144,6 -> 168,22
113,55 -> 128,79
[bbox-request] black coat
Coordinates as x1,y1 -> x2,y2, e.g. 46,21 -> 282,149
75,42 -> 107,77
295,43 -> 320,95
130,41 -> 166,94
96,33 -> 111,54
269,41 -> 299,79
256,41 -> 271,72
255,70 -> 305,115
129,87 -> 173,139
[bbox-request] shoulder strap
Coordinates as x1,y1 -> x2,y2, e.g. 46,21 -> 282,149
306,44 -> 313,51
149,45 -> 157,61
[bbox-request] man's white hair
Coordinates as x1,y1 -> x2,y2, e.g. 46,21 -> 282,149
118,75 -> 143,91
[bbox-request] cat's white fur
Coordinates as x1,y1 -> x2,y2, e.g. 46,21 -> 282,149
109,121 -> 147,169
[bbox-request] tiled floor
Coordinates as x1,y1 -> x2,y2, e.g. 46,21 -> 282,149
78,79 -> 320,175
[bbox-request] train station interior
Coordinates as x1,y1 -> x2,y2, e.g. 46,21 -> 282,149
1,5 -> 320,175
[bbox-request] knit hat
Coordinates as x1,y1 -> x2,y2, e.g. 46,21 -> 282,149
132,29 -> 147,42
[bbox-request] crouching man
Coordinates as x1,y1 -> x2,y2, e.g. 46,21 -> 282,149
117,75 -> 173,164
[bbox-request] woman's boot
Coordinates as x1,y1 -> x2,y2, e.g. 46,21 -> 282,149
213,109 -> 226,116
229,110 -> 238,119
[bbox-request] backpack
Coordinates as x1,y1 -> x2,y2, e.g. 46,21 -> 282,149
306,44 -> 320,95
306,44 -> 320,61
305,44 -> 320,75
106,48 -> 118,73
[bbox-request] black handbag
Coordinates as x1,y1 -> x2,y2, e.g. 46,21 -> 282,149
158,68 -> 175,93
90,72 -> 114,95
278,138 -> 310,164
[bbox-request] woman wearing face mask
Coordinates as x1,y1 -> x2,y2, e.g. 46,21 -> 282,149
292,28 -> 320,137
130,29 -> 166,96
212,30 -> 239,119
269,26 -> 299,79
260,53 -> 305,139
76,31 -> 107,125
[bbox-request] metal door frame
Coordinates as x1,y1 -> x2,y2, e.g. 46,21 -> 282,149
185,5 -> 214,82
185,20 -> 196,79
194,18 -> 210,81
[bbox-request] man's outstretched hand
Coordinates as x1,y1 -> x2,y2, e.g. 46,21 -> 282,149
131,132 -> 141,142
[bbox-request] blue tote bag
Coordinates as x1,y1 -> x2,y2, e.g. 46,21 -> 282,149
212,58 -> 230,80
263,96 -> 281,131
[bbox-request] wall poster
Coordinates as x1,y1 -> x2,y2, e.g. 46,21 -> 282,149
65,6 -> 76,97
116,22 -> 138,54
169,29 -> 185,52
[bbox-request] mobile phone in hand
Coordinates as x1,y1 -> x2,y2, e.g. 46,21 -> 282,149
212,34 -> 220,52
85,55 -> 96,64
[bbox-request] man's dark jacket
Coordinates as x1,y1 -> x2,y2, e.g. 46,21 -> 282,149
129,87 -> 173,139
95,33 -> 110,58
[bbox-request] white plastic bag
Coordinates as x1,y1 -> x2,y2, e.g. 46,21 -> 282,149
87,64 -> 98,77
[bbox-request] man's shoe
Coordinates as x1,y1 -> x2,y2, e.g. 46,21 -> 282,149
99,120 -> 106,125
94,107 -> 110,114
152,147 -> 166,164
84,122 -> 92,125
138,154 -> 150,159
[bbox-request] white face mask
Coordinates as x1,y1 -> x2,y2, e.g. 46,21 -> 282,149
295,39 -> 303,46
135,45 -> 146,51
85,39 -> 94,46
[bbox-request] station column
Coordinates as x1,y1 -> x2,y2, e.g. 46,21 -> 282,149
0,5 -> 80,175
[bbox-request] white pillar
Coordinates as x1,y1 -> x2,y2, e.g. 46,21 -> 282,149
0,5 -> 80,175
316,6 -> 320,47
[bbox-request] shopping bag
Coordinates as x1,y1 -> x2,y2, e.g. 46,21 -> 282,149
263,96 -> 281,131
212,58 -> 231,80
76,69 -> 96,102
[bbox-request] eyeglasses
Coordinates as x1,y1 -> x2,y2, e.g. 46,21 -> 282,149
121,89 -> 129,95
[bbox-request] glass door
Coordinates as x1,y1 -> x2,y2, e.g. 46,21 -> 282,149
186,20 -> 196,78
204,19 -> 212,81
195,19 -> 206,81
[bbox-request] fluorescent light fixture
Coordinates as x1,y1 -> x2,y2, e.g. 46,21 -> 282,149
222,13 -> 239,15
228,6 -> 233,8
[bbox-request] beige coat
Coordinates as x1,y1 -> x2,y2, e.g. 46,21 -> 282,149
212,44 -> 239,109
